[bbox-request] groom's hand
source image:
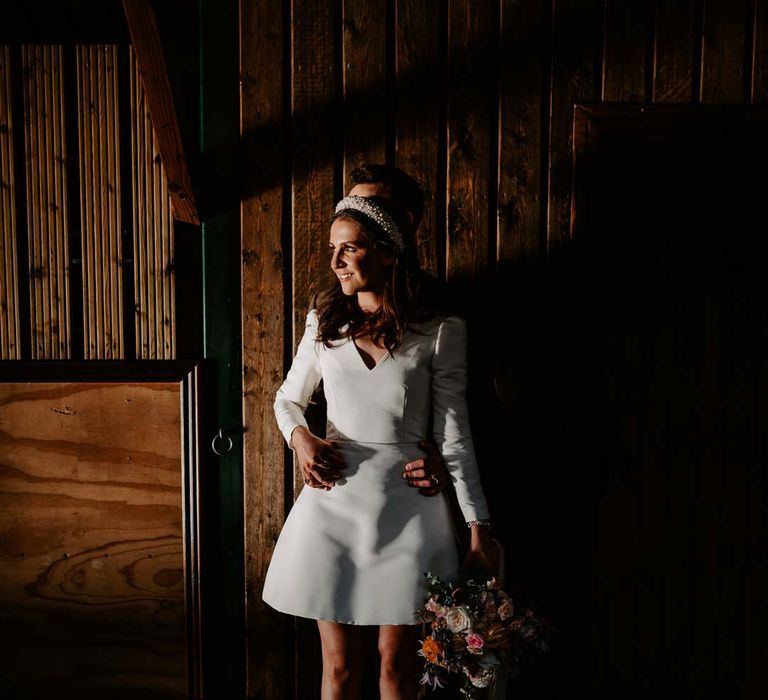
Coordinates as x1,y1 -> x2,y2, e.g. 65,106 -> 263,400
401,438 -> 450,496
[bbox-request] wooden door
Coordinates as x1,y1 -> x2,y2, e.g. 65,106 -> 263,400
572,106 -> 767,696
0,362 -> 205,699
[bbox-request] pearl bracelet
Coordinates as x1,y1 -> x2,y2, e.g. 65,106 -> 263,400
466,519 -> 491,529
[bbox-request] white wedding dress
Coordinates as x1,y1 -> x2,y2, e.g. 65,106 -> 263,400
261,308 -> 490,625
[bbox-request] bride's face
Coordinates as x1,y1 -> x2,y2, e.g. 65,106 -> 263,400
329,218 -> 392,295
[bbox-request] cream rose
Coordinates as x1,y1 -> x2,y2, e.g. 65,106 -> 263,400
444,605 -> 473,633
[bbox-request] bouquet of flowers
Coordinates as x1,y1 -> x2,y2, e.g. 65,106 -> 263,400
415,564 -> 555,698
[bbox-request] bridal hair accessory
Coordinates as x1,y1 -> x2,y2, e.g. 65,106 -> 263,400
334,195 -> 404,250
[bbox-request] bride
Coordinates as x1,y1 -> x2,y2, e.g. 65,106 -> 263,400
263,188 -> 499,699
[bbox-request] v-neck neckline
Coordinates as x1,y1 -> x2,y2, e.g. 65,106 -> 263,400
351,337 -> 389,372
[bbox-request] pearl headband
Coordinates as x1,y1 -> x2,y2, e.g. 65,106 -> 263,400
334,195 -> 404,250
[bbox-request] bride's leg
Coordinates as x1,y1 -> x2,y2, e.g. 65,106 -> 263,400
317,619 -> 369,699
378,623 -> 422,699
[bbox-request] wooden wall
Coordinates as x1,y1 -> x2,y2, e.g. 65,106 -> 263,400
0,43 -> 175,360
241,0 -> 767,698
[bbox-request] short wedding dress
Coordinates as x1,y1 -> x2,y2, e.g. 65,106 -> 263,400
261,308 -> 490,625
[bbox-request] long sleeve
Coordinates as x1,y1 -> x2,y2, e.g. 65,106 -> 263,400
431,315 -> 491,523
273,308 -> 322,449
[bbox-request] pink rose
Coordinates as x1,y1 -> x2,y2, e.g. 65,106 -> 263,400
465,632 -> 485,653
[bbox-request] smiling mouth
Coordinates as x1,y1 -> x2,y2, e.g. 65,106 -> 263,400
338,273 -> 354,281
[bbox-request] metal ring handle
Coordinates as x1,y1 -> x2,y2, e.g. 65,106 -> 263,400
211,427 -> 234,456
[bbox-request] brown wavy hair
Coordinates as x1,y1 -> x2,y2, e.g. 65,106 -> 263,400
312,196 -> 439,355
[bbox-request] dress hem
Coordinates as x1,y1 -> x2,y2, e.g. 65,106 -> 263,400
264,598 -> 423,626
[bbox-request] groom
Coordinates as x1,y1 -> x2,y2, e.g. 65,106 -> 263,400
346,164 -> 451,499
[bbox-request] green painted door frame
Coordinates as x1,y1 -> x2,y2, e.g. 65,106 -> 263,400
199,0 -> 244,697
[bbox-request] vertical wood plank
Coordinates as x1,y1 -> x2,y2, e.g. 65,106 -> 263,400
130,50 -> 145,358
291,1 -> 336,697
130,46 -> 174,360
240,0 -> 290,698
497,0 -> 545,267
395,0 -> 442,275
0,45 -> 20,359
51,46 -> 70,361
22,45 -> 70,359
751,0 -> 768,102
106,45 -> 123,358
602,0 -> 649,102
77,45 -> 123,359
78,44 -> 93,359
700,0 -> 749,102
652,0 -> 696,102
342,0 -> 387,191
446,0 -> 494,281
292,0 -> 337,343
547,0 -> 602,250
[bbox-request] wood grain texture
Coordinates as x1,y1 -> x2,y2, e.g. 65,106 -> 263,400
652,0 -> 696,102
122,0 -> 199,225
130,47 -> 175,360
395,0 -> 442,274
447,0 -> 494,281
546,0 -> 602,251
236,3 -> 768,696
602,0 -> 649,102
0,46 -> 20,359
342,0 -> 387,190
239,0 -> 290,698
751,0 -> 768,102
76,45 -> 123,360
0,380 -> 188,697
699,0 -> 749,102
291,2 -> 337,697
291,0 -> 337,351
22,45 -> 70,360
497,0 -> 544,267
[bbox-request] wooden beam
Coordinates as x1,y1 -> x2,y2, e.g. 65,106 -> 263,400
122,0 -> 199,225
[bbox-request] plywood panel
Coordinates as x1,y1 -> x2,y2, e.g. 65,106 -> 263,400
0,380 -> 189,698
76,45 -> 123,360
21,45 -> 70,359
0,45 -> 20,359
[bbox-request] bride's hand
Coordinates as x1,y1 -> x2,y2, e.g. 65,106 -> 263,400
291,427 -> 347,490
459,537 -> 501,580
